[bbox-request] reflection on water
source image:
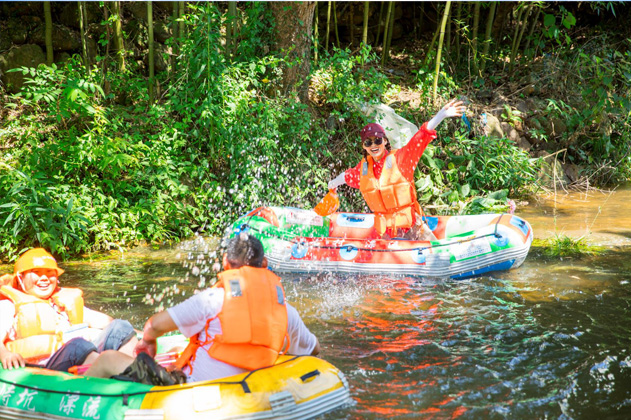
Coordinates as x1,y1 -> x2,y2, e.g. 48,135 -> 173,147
1,188 -> 630,418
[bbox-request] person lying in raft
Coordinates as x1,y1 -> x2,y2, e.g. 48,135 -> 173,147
327,99 -> 467,241
83,234 -> 320,385
0,248 -> 137,371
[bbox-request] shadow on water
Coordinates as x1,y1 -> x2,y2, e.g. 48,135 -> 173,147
1,187 -> 630,418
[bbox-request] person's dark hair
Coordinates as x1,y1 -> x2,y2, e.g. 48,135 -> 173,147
361,136 -> 391,159
225,233 -> 265,268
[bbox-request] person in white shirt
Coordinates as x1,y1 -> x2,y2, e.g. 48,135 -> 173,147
85,234 -> 319,384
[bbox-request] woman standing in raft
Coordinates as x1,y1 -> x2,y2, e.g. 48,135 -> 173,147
327,99 -> 466,241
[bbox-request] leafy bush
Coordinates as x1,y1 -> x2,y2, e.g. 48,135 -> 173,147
416,129 -> 539,213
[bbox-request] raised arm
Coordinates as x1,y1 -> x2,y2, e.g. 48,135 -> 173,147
426,99 -> 466,131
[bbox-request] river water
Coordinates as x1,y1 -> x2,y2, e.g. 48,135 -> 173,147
1,185 -> 630,419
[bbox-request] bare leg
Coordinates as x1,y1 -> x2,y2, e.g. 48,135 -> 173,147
118,336 -> 139,358
84,350 -> 134,378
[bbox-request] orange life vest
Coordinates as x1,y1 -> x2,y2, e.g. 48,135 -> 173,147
0,285 -> 84,362
175,266 -> 289,372
359,150 -> 422,235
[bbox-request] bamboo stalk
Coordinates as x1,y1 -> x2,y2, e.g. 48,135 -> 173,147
43,1 -> 53,65
380,1 -> 393,65
226,2 -> 236,59
509,5 -> 525,72
333,1 -> 340,48
362,1 -> 369,46
325,1 -> 331,50
385,1 -> 395,56
178,2 -> 185,42
172,2 -> 178,73
511,3 -> 533,71
349,2 -> 354,48
113,1 -> 125,71
148,1 -> 154,103
433,1 -> 452,102
78,2 -> 88,67
314,2 -> 319,63
480,1 -> 496,73
455,2 -> 461,66
375,2 -> 385,46
423,18 -> 440,67
471,1 -> 480,74
524,6 -> 541,57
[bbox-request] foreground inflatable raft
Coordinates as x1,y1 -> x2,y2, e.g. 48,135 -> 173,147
229,206 -> 533,280
0,354 -> 351,420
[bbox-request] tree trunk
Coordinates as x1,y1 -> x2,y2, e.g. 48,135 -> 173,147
148,1 -> 154,103
78,2 -> 88,67
480,2 -> 496,73
471,2 -> 480,75
380,2 -> 393,65
43,1 -> 53,65
112,1 -> 125,71
269,1 -> 316,103
433,1 -> 452,102
362,1 -> 369,46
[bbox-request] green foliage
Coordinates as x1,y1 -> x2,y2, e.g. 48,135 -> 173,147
415,129 -> 538,213
537,35 -> 631,184
0,164 -> 89,260
542,6 -> 577,46
535,234 -> 604,258
8,60 -> 105,123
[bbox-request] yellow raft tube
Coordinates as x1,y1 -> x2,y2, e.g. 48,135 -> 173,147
0,355 -> 351,420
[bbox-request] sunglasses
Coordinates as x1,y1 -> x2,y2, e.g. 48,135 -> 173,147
363,137 -> 384,148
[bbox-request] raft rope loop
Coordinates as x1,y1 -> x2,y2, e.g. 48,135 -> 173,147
241,210 -> 506,255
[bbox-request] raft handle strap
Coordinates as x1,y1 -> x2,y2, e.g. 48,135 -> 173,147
123,394 -> 129,406
240,380 -> 251,393
300,369 -> 320,382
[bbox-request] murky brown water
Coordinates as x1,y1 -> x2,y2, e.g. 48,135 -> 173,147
518,182 -> 631,246
1,185 -> 630,419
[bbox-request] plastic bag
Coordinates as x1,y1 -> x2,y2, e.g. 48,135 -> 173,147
360,103 -> 418,149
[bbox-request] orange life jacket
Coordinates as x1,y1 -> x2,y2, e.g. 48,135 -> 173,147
175,266 -> 289,372
359,150 -> 422,235
0,285 -> 84,362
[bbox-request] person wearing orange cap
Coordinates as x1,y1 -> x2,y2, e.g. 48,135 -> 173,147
0,248 -> 137,371
327,99 -> 466,240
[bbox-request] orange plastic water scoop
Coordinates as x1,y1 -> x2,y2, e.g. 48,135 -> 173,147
313,189 -> 340,216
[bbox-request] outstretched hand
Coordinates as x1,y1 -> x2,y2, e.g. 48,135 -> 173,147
427,99 -> 467,130
439,99 -> 466,119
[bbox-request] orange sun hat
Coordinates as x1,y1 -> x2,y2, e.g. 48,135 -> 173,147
13,248 -> 64,278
